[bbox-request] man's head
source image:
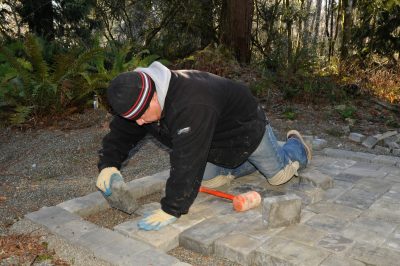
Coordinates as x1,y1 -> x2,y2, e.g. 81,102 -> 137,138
107,71 -> 161,125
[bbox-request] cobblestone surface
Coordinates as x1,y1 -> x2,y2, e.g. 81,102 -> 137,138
24,149 -> 400,265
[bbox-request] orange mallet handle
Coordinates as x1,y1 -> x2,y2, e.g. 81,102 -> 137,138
199,186 -> 261,212
199,186 -> 235,201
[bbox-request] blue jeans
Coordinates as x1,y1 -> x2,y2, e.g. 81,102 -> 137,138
203,125 -> 308,180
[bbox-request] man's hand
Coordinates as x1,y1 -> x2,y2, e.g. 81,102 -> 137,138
96,167 -> 123,196
137,209 -> 177,231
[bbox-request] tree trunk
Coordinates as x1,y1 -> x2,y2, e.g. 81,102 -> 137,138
285,0 -> 293,66
220,0 -> 254,64
21,0 -> 54,41
295,0 -> 305,55
313,0 -> 323,48
341,0 -> 353,60
332,0 -> 342,56
199,0 -> 215,48
302,0 -> 313,47
328,0 -> 335,61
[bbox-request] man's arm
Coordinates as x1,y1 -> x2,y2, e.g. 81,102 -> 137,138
98,115 -> 147,171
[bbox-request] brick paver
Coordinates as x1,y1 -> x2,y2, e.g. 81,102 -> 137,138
24,150 -> 400,265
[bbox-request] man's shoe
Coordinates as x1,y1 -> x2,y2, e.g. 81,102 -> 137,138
287,130 -> 312,162
268,161 -> 299,185
201,175 -> 234,188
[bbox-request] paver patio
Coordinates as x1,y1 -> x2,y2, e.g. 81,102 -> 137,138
24,148 -> 400,265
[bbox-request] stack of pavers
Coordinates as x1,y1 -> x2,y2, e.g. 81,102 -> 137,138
23,147 -> 400,265
350,130 -> 400,156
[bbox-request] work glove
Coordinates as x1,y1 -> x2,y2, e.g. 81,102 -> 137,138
137,209 -> 177,231
96,167 -> 123,197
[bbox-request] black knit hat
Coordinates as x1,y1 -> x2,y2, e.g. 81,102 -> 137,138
107,71 -> 155,120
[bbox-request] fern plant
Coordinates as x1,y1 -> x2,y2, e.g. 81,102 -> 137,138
0,34 -> 103,124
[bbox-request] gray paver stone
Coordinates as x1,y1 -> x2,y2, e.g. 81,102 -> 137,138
127,170 -> 169,198
354,178 -> 392,195
362,136 -> 379,149
135,202 -> 161,216
334,187 -> 380,210
342,216 -> 397,246
374,145 -> 391,154
262,194 -> 301,229
51,219 -> 98,243
353,152 -> 378,162
105,180 -> 139,214
369,196 -> 400,215
387,141 -> 400,150
377,131 -> 398,141
25,206 -> 82,231
179,216 -> 238,255
171,212 -> 207,232
129,248 -> 181,265
342,166 -> 388,179
333,173 -> 363,183
299,169 -> 333,190
253,236 -> 330,266
382,226 -> 400,252
305,214 -> 349,233
393,148 -> 400,156
114,219 -> 180,251
317,234 -> 354,253
320,254 -> 366,266
277,224 -> 327,246
372,154 -> 400,166
323,148 -> 357,159
57,191 -> 109,216
349,133 -> 366,143
312,138 -> 328,150
287,183 -> 325,206
214,233 -> 264,265
346,242 -> 400,266
306,202 -> 361,221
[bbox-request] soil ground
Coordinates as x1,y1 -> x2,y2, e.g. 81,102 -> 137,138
0,91 -> 399,264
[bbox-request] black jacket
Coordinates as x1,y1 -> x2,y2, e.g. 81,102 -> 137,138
98,70 -> 267,217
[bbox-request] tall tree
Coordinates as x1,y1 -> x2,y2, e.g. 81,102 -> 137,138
341,0 -> 353,59
313,0 -> 323,48
18,0 -> 55,41
220,0 -> 254,63
301,0 -> 313,46
284,0 -> 293,65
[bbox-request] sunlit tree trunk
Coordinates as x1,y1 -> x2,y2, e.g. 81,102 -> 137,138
285,0 -> 293,65
313,0 -> 323,48
302,0 -> 313,47
341,0 -> 353,60
220,0 -> 254,64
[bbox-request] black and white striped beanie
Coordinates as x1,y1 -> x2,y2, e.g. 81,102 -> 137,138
107,71 -> 155,120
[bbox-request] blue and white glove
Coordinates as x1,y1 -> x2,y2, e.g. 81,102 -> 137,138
96,167 -> 123,196
137,209 -> 177,231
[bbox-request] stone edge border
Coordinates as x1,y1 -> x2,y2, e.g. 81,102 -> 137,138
24,169 -> 190,266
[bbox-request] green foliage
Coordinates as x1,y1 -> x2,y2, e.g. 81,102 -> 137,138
385,115 -> 400,128
0,34 -> 168,125
282,107 -> 297,120
0,35 -> 102,124
176,44 -> 241,78
352,0 -> 400,59
334,104 -> 357,120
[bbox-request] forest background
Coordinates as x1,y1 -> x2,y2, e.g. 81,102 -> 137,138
0,0 -> 399,126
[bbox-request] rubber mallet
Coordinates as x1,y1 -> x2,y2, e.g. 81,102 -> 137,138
199,186 -> 261,212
